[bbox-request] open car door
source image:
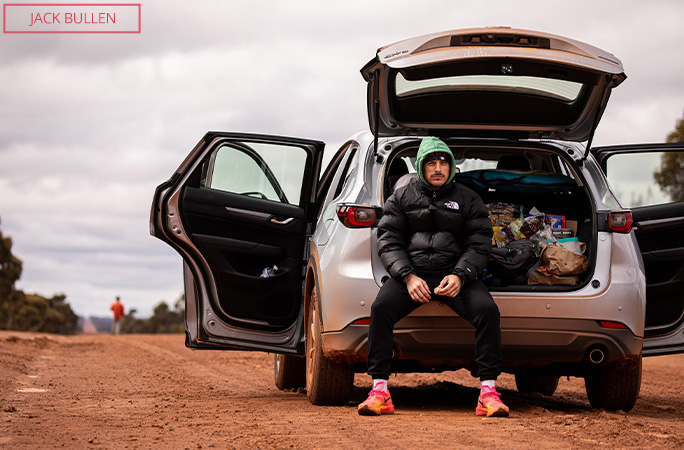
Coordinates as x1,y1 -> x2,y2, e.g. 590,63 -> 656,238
150,132 -> 325,353
593,143 -> 684,356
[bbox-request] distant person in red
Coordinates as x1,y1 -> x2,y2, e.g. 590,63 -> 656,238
110,296 -> 124,334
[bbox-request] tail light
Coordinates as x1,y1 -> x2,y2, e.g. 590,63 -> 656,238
608,211 -> 633,233
336,204 -> 381,228
598,320 -> 628,330
351,318 -> 370,325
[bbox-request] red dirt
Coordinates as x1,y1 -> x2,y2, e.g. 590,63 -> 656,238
1,331 -> 683,449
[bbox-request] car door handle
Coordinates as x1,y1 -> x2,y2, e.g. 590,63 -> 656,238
270,216 -> 294,225
225,206 -> 271,220
225,207 -> 294,225
638,216 -> 684,229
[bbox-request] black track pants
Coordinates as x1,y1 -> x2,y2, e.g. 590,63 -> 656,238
366,274 -> 502,381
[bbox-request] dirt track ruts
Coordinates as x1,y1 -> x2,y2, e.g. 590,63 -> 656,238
1,331 -> 683,449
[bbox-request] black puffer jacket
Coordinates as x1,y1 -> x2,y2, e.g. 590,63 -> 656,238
377,178 -> 493,285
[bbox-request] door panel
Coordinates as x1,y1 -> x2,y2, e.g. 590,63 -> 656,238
151,132 -> 325,352
183,187 -> 306,328
631,204 -> 684,334
593,143 -> 684,355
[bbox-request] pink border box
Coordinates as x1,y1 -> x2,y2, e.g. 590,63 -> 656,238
3,3 -> 141,33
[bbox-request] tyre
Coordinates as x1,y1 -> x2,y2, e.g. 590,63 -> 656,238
514,373 -> 559,396
274,354 -> 306,390
305,290 -> 354,405
584,355 -> 642,412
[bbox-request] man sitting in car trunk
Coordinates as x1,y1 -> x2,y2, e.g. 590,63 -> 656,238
358,136 -> 509,417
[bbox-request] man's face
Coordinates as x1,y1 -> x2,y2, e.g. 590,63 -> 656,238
424,159 -> 450,188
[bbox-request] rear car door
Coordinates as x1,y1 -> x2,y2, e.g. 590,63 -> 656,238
593,143 -> 684,355
150,132 -> 325,353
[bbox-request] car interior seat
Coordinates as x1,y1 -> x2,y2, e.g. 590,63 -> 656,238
391,173 -> 418,193
496,155 -> 531,172
386,158 -> 410,195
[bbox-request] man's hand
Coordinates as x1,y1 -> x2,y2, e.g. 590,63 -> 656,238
404,273 -> 431,303
434,274 -> 462,298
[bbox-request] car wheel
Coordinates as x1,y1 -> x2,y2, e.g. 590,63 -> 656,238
514,373 -> 559,396
305,290 -> 354,405
584,355 -> 642,412
274,354 -> 306,390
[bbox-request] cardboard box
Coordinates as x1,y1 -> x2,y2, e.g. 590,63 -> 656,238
546,214 -> 566,229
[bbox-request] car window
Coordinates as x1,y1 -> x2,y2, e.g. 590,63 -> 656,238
603,150 -> 684,207
404,155 -> 498,173
334,147 -> 358,199
457,158 -> 498,172
315,142 -> 358,219
583,156 -> 622,209
204,141 -> 308,205
396,73 -> 584,102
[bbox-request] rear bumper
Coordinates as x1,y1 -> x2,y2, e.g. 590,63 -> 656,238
321,316 -> 643,373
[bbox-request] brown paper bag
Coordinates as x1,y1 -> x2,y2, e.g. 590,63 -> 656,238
540,244 -> 588,276
528,269 -> 582,286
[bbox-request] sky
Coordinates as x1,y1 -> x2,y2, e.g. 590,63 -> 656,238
1,0 -> 683,319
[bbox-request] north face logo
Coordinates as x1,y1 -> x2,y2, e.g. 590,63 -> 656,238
444,201 -> 460,210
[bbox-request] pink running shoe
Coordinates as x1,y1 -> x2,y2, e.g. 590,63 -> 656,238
357,389 -> 395,416
476,386 -> 509,417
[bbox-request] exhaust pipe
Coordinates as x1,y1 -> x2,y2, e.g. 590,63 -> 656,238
588,348 -> 605,364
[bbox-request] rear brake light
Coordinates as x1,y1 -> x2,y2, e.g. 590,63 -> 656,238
351,318 -> 370,325
452,33 -> 550,49
608,211 -> 633,233
599,321 -> 628,329
336,205 -> 379,228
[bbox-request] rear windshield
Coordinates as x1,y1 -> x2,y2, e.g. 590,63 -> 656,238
388,62 -> 598,133
396,73 -> 584,102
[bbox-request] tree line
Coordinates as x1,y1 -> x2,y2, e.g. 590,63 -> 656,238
116,295 -> 185,334
654,111 -> 684,201
0,229 -> 79,334
0,225 -> 184,335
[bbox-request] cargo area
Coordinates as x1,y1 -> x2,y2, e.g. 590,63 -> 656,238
383,143 -> 595,289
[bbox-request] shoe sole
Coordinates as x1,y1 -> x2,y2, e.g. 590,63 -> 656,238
476,406 -> 509,417
357,406 -> 394,416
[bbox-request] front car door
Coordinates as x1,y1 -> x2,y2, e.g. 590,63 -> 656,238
593,143 -> 684,355
150,132 -> 325,353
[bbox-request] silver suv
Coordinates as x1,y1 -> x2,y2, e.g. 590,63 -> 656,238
150,27 -> 684,412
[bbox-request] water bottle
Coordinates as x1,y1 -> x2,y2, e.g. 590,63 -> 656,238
259,265 -> 279,278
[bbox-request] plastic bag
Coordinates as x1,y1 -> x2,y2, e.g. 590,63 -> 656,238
492,226 -> 508,247
528,225 -> 557,248
258,265 -> 279,278
557,237 -> 585,255
502,218 -> 525,242
520,214 -> 551,238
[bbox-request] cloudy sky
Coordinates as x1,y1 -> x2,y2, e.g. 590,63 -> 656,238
1,0 -> 683,319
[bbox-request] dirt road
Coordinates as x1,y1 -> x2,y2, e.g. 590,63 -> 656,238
1,331 -> 683,449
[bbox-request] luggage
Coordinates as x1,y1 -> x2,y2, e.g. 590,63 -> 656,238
486,239 -> 538,286
455,169 -> 576,193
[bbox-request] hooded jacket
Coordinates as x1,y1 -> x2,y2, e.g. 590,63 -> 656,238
377,137 -> 492,285
415,136 -> 459,185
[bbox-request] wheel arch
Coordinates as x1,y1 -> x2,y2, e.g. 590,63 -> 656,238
304,253 -> 323,335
